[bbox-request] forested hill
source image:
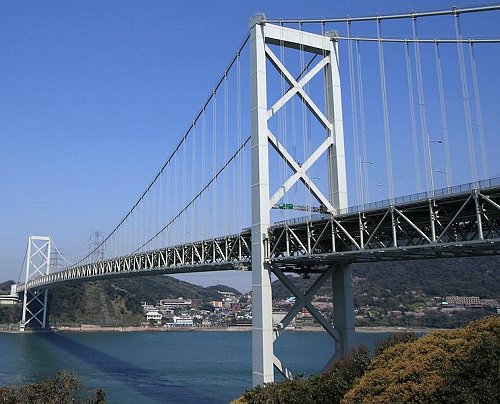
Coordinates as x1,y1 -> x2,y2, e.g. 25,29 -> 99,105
0,280 -> 15,293
1,276 -> 237,326
271,256 -> 500,300
47,275 -> 237,325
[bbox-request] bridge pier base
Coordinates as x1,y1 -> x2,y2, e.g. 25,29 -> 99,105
331,264 -> 355,360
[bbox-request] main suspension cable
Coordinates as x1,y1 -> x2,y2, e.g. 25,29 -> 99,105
134,136 -> 251,253
71,34 -> 250,267
266,5 -> 500,24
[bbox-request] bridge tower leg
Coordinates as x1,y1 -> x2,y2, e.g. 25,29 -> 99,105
250,14 -> 274,387
20,236 -> 51,331
332,264 -> 355,356
249,14 -> 352,385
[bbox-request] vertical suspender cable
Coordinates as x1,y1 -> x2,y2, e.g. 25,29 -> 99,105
139,193 -> 143,252
174,155 -> 179,244
434,41 -> 453,188
159,171 -> 163,251
150,176 -> 154,249
236,54 -> 242,232
321,20 -> 332,210
192,121 -> 196,242
135,195 -> 139,252
202,108 -> 207,240
468,41 -> 489,179
299,21 -> 311,217
212,92 -> 217,237
405,40 -> 423,193
347,21 -> 363,205
165,149 -> 170,247
279,22 -> 287,222
356,39 -> 370,204
454,10 -> 478,184
291,27 -> 297,200
224,73 -> 229,236
299,21 -> 307,213
377,18 -> 395,202
412,16 -> 434,194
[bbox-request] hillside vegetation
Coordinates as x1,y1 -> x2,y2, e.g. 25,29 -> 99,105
47,275 -> 225,325
272,256 -> 499,328
0,371 -> 105,403
239,316 -> 500,403
272,257 -> 500,300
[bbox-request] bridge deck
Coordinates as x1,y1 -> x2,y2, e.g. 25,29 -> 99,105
17,180 -> 500,291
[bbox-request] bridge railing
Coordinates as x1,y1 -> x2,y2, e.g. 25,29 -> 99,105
276,177 -> 500,227
341,177 -> 500,215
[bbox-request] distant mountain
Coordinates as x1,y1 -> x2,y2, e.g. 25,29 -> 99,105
0,281 -> 15,293
206,284 -> 242,295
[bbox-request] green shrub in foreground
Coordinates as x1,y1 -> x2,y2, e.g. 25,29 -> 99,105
240,317 -> 500,403
343,316 -> 500,403
0,371 -> 105,404
242,346 -> 371,404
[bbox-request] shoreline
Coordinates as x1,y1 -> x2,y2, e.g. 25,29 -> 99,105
1,325 -> 447,334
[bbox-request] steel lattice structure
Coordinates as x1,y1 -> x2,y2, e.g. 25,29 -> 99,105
17,180 -> 500,291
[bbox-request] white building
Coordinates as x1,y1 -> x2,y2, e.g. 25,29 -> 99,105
159,298 -> 192,310
146,310 -> 162,324
173,316 -> 194,326
0,285 -> 19,306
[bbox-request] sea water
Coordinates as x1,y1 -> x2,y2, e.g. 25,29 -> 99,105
0,330 -> 392,403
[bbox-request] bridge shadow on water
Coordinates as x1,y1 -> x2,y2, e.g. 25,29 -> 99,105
37,332 -> 215,404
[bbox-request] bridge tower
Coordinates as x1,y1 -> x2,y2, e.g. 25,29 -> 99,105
249,15 -> 353,386
19,236 -> 51,331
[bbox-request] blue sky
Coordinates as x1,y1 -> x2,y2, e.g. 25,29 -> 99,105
1,1 -> 498,292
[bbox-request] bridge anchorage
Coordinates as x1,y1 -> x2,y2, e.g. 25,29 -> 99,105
14,5 -> 500,388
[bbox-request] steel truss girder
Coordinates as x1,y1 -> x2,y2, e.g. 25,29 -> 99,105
17,185 -> 500,293
19,233 -> 252,291
268,187 -> 500,267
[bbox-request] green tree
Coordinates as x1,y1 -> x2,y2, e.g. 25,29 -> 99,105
0,371 -> 105,404
241,346 -> 371,404
342,316 -> 500,403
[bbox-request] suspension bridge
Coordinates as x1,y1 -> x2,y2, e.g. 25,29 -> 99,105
13,5 -> 500,386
